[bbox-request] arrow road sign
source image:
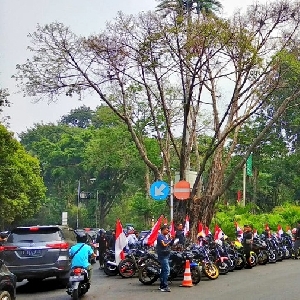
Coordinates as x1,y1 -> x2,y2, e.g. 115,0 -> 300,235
150,181 -> 170,201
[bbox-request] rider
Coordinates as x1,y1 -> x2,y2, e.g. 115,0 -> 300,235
69,232 -> 96,283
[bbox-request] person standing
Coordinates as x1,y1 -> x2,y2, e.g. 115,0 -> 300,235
294,221 -> 300,259
96,230 -> 107,269
175,223 -> 185,245
108,230 -> 116,251
242,224 -> 253,269
156,225 -> 175,292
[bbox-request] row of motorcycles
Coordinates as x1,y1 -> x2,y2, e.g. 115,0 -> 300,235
102,232 -> 297,286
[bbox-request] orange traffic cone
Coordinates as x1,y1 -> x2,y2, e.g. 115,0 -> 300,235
180,260 -> 193,287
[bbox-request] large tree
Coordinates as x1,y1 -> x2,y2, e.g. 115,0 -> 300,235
0,125 -> 46,227
14,0 -> 300,239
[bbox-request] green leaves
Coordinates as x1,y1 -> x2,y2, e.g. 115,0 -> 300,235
0,125 -> 46,224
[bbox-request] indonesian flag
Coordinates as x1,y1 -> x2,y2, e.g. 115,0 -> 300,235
277,225 -> 284,237
204,226 -> 211,236
163,217 -> 168,225
169,220 -> 176,237
115,219 -> 127,265
253,229 -> 258,238
214,224 -> 224,241
234,221 -> 243,236
183,215 -> 189,236
143,215 -> 164,246
234,221 -> 243,242
198,222 -> 206,237
265,223 -> 270,231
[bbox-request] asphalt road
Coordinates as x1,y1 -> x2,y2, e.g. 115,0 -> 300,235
16,259 -> 300,300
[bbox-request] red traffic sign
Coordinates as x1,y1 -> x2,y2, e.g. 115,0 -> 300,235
174,180 -> 190,200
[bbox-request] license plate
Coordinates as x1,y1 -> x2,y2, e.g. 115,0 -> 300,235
69,275 -> 84,282
21,250 -> 42,257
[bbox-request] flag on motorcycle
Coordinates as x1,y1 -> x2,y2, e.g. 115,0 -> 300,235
265,223 -> 270,231
277,224 -> 284,237
234,221 -> 243,242
214,224 -> 224,241
253,229 -> 258,238
184,215 -> 189,236
115,219 -> 127,265
169,220 -> 176,237
197,222 -> 205,235
143,215 -> 164,246
204,226 -> 211,236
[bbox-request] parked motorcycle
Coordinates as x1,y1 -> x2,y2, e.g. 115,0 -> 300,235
103,250 -> 119,276
138,250 -> 201,285
67,267 -> 90,300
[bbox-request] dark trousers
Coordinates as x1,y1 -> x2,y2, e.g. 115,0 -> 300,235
98,249 -> 106,266
294,240 -> 300,258
244,246 -> 252,267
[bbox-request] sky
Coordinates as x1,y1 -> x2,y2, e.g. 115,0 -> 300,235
0,0 -> 265,135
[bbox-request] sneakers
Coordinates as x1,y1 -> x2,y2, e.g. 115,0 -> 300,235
160,287 -> 171,292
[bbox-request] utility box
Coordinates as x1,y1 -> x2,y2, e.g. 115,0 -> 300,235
62,211 -> 68,226
174,171 -> 198,188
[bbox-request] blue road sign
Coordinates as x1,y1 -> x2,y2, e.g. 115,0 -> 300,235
150,181 -> 170,201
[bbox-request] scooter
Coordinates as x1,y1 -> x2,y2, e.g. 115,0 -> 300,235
67,267 -> 90,300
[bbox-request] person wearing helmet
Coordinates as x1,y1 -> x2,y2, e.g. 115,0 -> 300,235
294,221 -> 300,259
242,224 -> 253,269
96,230 -> 107,269
69,232 -> 96,283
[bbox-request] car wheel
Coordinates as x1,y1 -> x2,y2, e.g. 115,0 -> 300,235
0,291 -> 12,300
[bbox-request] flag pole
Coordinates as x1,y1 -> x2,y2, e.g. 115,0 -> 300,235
242,164 -> 246,207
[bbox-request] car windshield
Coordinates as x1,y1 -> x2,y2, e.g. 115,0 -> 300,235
7,228 -> 62,243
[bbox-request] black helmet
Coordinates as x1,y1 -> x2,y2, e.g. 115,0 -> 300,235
76,231 -> 88,243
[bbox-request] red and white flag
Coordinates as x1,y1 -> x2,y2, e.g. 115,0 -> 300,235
253,229 -> 258,238
198,222 -> 206,237
169,220 -> 176,237
277,224 -> 283,237
184,215 -> 190,236
115,219 -> 127,265
204,226 -> 211,236
234,221 -> 243,236
143,215 -> 164,246
214,224 -> 224,241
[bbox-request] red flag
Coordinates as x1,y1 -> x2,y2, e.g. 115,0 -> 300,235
184,215 -> 189,236
214,224 -> 224,241
204,226 -> 211,236
198,222 -> 205,237
115,219 -> 127,265
234,221 -> 243,236
253,229 -> 258,238
144,215 -> 164,246
163,217 -> 168,225
265,223 -> 270,231
277,224 -> 283,237
169,220 -> 176,237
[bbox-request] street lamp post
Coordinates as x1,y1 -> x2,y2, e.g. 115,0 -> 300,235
76,179 -> 80,229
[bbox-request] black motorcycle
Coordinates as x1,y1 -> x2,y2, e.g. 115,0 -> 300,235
138,250 -> 201,285
103,250 -> 119,276
67,267 -> 90,300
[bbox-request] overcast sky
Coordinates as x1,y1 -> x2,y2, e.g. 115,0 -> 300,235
0,0 -> 265,135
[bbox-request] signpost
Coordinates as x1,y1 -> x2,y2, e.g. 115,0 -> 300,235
173,180 -> 191,200
149,181 -> 170,201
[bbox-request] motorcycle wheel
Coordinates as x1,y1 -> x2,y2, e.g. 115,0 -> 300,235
216,261 -> 229,275
190,266 -> 201,285
249,252 -> 258,267
258,250 -> 268,265
138,264 -> 159,285
235,254 -> 246,270
72,288 -> 79,300
268,250 -> 277,263
103,262 -> 119,276
203,263 -> 219,280
118,258 -> 136,278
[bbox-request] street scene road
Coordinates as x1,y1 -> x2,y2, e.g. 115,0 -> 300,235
16,259 -> 299,300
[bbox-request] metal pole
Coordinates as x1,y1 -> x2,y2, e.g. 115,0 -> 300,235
76,179 -> 80,229
242,164 -> 246,207
170,180 -> 174,221
96,190 -> 99,228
